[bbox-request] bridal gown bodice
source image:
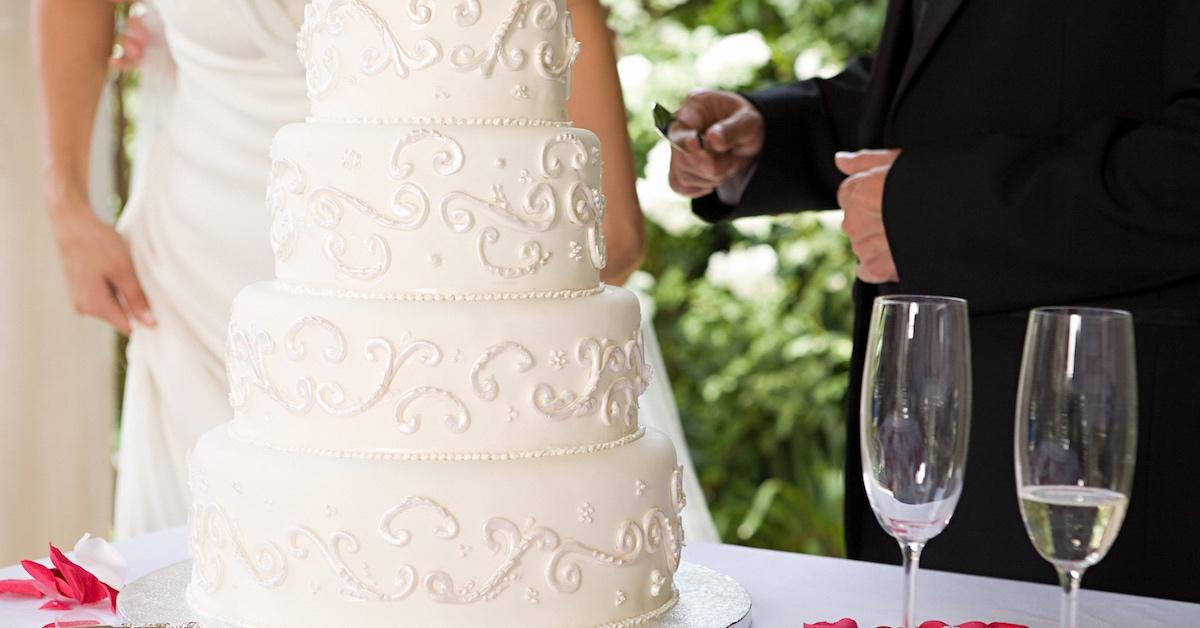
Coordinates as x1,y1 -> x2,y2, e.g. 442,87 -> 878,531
114,0 -> 718,543
113,0 -> 309,538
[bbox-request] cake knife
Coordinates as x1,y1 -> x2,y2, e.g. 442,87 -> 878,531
652,102 -> 704,151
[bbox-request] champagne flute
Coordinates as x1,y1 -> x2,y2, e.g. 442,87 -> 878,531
1015,307 -> 1137,628
861,296 -> 972,628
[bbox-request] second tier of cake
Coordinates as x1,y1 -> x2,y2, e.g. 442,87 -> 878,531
268,122 -> 607,296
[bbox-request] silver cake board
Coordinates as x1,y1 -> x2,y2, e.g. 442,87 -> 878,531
119,560 -> 751,628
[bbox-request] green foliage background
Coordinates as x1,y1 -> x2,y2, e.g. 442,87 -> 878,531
606,0 -> 885,555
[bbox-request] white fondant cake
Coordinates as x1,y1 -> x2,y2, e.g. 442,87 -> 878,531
185,1 -> 684,626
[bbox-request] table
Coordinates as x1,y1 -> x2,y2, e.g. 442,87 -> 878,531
2,527 -> 1197,627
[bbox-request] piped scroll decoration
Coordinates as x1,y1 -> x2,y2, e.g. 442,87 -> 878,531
449,0 -> 529,77
193,497 -> 681,605
300,0 -> 442,99
390,130 -> 466,180
225,320 -> 442,419
532,330 -> 650,422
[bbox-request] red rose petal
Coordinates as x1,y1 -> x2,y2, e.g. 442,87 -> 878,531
48,544 -> 106,605
805,620 -> 859,628
21,560 -> 59,590
38,599 -> 74,610
21,560 -> 72,598
102,582 -> 119,613
0,578 -> 45,598
919,622 -> 951,628
42,621 -> 102,628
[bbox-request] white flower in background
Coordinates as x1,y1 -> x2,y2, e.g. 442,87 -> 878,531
638,140 -> 704,236
732,215 -> 775,239
696,30 -> 772,87
705,244 -> 781,300
793,48 -> 840,79
73,533 -> 128,590
617,54 -> 653,103
815,209 -> 844,232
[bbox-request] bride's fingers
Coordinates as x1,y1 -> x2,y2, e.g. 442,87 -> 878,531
86,284 -> 133,336
122,17 -> 151,47
110,262 -> 156,327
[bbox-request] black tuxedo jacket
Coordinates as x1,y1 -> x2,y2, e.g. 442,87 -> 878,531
693,0 -> 1200,601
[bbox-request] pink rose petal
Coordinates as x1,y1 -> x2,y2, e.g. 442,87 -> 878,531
42,621 -> 102,628
38,599 -> 74,611
49,544 -> 104,604
21,560 -> 71,599
0,578 -> 44,598
805,620 -> 859,628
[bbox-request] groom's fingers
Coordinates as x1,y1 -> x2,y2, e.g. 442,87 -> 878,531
704,108 -> 764,155
835,149 -> 900,175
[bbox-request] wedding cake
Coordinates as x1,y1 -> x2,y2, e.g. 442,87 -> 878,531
183,1 -> 685,626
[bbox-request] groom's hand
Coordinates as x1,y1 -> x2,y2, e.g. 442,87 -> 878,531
836,149 -> 901,284
667,89 -> 764,198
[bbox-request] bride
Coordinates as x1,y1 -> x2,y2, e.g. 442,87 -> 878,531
35,0 -> 719,542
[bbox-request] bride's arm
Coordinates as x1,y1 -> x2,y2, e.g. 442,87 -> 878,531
566,0 -> 645,286
33,0 -> 154,334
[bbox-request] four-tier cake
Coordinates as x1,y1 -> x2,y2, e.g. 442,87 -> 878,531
184,1 -> 685,626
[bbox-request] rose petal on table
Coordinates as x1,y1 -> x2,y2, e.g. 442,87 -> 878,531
0,578 -> 44,598
42,607 -> 108,627
72,533 -> 128,590
38,599 -> 74,611
919,622 -> 951,628
805,620 -> 859,628
102,581 -> 119,613
21,560 -> 69,598
48,544 -> 107,605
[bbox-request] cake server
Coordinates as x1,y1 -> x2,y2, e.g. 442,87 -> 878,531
652,102 -> 704,151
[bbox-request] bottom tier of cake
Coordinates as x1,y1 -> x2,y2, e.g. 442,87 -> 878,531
185,424 -> 684,628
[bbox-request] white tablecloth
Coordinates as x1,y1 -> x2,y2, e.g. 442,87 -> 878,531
2,527 -> 1198,627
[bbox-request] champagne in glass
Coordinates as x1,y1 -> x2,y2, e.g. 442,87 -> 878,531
861,296 -> 972,628
1015,307 -> 1137,628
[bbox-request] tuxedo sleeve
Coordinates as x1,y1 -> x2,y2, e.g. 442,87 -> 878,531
693,56 -> 873,223
884,1 -> 1200,314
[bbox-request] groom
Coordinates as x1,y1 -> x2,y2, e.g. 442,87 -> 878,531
669,0 -> 1200,601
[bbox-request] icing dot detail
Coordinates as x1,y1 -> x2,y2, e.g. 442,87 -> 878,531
340,149 -> 362,170
615,590 -> 627,606
578,502 -> 595,524
429,254 -> 443,268
635,480 -> 647,496
525,588 -> 539,604
494,157 -> 507,169
548,350 -> 568,370
650,570 -> 667,597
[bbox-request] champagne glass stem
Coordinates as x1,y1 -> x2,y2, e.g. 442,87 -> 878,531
901,541 -> 924,628
1056,567 -> 1083,628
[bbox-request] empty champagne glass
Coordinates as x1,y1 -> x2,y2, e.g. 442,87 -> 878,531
1015,307 -> 1137,628
861,296 -> 972,628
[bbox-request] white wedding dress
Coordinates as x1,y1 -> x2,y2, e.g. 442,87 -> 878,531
115,0 -> 717,543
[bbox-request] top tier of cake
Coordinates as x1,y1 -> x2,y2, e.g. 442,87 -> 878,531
299,0 -> 577,123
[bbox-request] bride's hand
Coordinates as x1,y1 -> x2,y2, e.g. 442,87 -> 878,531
109,2 -> 150,71
48,196 -> 155,336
